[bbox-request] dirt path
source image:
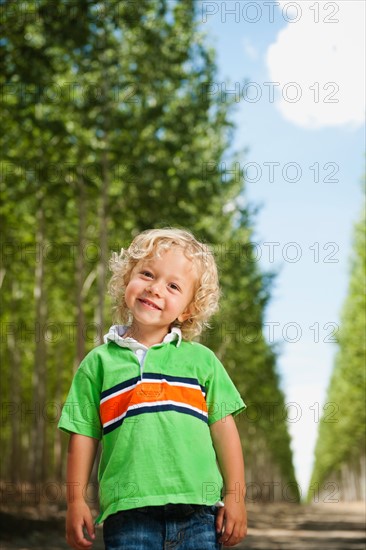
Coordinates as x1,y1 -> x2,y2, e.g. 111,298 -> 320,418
0,502 -> 365,549
238,502 -> 366,549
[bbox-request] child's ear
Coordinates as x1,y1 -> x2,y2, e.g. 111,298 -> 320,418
177,311 -> 190,323
177,304 -> 195,323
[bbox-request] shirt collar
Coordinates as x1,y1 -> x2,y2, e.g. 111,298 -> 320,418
103,325 -> 182,351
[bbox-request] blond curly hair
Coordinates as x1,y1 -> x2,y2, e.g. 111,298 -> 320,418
108,228 -> 220,340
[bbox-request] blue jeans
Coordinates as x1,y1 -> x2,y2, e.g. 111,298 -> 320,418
103,504 -> 222,550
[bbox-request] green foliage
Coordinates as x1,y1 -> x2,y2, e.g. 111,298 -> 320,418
1,0 -> 298,498
308,181 -> 366,495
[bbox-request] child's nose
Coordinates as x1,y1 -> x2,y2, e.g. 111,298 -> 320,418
147,281 -> 163,295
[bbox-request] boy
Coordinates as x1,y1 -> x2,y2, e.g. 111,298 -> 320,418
59,228 -> 247,549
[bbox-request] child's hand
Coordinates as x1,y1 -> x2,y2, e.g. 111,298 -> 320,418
66,501 -> 96,549
215,495 -> 247,547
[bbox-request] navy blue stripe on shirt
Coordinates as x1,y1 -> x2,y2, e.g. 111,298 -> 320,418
103,403 -> 208,435
100,376 -> 140,400
101,373 -> 206,402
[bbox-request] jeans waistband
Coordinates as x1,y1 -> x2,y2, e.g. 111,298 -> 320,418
135,504 -> 208,519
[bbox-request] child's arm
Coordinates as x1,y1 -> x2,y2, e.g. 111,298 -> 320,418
65,433 -> 99,549
209,415 -> 247,547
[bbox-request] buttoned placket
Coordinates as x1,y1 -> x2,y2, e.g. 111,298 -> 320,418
103,325 -> 182,381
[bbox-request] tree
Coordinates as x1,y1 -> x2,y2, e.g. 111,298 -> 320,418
1,0 -> 299,501
308,180 -> 366,501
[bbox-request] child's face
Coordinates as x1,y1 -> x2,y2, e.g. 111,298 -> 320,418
124,247 -> 197,337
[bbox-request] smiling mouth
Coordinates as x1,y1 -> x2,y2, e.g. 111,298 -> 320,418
138,298 -> 162,310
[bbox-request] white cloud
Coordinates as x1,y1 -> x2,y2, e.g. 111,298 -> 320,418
265,1 -> 365,128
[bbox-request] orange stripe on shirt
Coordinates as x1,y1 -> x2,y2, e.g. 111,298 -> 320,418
100,382 -> 207,426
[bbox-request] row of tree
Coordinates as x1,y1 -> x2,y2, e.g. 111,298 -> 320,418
309,188 -> 365,502
1,0 -> 301,503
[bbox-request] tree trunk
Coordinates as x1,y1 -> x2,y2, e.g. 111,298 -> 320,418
8,284 -> 21,482
75,171 -> 86,369
53,342 -> 63,481
96,147 -> 109,345
30,194 -> 47,486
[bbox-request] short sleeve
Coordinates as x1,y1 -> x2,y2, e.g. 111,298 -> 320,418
205,353 -> 246,425
58,358 -> 102,440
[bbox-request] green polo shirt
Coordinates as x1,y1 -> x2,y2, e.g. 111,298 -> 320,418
58,332 -> 245,523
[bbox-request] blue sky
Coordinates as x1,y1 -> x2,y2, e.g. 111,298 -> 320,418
199,0 -> 365,496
